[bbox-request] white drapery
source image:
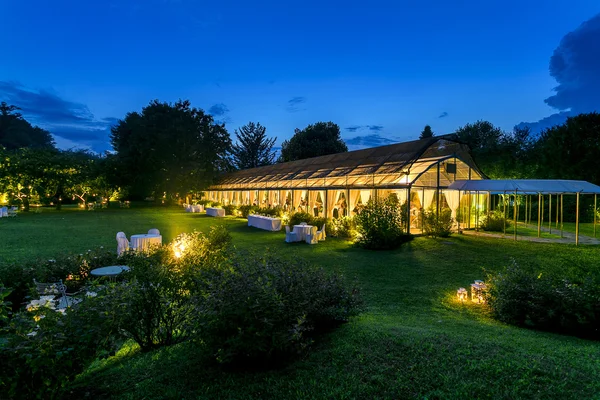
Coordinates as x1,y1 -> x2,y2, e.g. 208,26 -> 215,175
394,189 -> 408,206
326,190 -> 341,218
268,190 -> 275,207
423,189 -> 436,210
249,190 -> 256,205
349,190 -> 361,215
360,190 -> 372,205
443,190 -> 461,220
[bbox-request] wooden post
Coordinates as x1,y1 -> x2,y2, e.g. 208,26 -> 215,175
548,194 -> 552,234
524,195 -> 528,226
529,195 -> 532,226
476,191 -> 479,231
406,187 -> 411,235
503,192 -> 506,236
513,190 -> 517,241
538,193 -> 542,237
576,192 -> 580,246
594,194 -> 597,238
541,195 -> 544,233
556,194 -> 559,229
560,194 -> 564,238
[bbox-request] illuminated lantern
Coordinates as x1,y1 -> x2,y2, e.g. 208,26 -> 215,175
457,287 -> 467,302
470,280 -> 487,303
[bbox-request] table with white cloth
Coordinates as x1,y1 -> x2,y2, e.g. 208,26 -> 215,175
293,225 -> 313,241
130,234 -> 162,251
247,215 -> 282,231
185,204 -> 204,213
206,207 -> 225,217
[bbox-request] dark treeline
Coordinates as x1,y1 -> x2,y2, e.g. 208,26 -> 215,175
1,98 -> 600,209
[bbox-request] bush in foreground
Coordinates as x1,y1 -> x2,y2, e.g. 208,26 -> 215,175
193,252 -> 362,365
354,197 -> 410,250
485,259 -> 600,339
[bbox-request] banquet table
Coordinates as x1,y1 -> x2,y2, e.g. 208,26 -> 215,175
130,234 -> 162,251
206,207 -> 225,217
293,225 -> 313,241
247,214 -> 282,231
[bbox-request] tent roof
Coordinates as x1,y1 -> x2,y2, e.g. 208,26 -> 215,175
448,179 -> 600,194
211,134 -> 484,189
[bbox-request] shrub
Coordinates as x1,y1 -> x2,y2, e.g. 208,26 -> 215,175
222,204 -> 237,216
256,206 -> 283,217
238,205 -> 258,218
421,208 -> 454,238
326,217 -> 356,239
485,259 -> 600,339
288,211 -> 314,227
354,197 -> 410,250
0,292 -> 121,399
481,209 -> 511,232
192,252 -> 362,365
0,247 -> 120,312
0,283 -> 11,328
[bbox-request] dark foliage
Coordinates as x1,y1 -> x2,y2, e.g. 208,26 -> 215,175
354,197 -> 411,250
279,122 -> 347,162
486,259 -> 600,339
0,102 -> 55,150
192,252 -> 362,365
230,122 -> 276,169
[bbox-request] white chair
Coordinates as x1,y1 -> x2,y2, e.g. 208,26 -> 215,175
300,222 -> 307,226
33,279 -> 78,309
148,228 -> 160,235
285,225 -> 299,243
305,226 -> 319,244
8,206 -> 17,217
1,207 -> 7,217
116,232 -> 130,256
316,224 -> 326,241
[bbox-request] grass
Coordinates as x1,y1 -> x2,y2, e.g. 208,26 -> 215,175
2,206 -> 600,399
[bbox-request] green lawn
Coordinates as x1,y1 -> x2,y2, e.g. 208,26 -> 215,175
2,206 -> 600,399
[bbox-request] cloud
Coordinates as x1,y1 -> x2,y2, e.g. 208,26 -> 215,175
208,103 -> 229,116
367,125 -> 383,132
345,125 -> 362,132
0,81 -> 116,152
345,125 -> 384,133
545,13 -> 600,113
286,96 -> 306,113
438,111 -> 448,118
517,13 -> 600,134
345,134 -> 396,149
514,111 -> 574,134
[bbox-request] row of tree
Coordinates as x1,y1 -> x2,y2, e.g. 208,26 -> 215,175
1,98 -> 600,209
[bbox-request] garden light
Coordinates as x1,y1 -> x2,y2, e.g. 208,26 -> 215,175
470,280 -> 487,303
457,287 -> 467,302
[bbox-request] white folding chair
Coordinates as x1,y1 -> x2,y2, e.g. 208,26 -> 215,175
285,225 -> 299,243
316,224 -> 326,241
148,228 -> 160,235
306,226 -> 319,244
33,279 -> 79,309
116,232 -> 130,256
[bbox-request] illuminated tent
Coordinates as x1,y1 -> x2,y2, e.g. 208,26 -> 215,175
204,135 -> 486,233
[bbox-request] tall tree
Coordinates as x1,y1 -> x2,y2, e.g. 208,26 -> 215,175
420,125 -> 434,139
0,102 -> 55,150
534,112 -> 600,184
279,122 -> 347,162
110,100 -> 232,200
230,122 -> 276,169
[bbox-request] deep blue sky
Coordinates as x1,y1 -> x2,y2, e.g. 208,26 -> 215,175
2,0 -> 600,152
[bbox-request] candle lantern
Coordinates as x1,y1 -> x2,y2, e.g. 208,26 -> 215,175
470,281 -> 487,303
457,287 -> 468,302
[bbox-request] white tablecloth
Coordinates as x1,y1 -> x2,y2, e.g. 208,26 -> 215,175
185,204 -> 204,213
130,234 -> 162,251
248,215 -> 282,231
293,225 -> 313,241
206,207 -> 225,217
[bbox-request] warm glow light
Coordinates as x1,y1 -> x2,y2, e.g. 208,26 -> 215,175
457,287 -> 467,302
